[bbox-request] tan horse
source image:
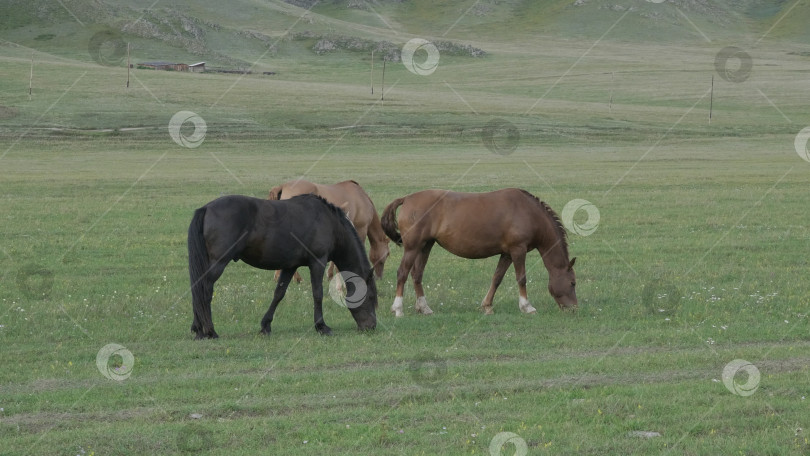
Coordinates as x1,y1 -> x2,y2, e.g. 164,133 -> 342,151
380,188 -> 577,316
268,179 -> 390,282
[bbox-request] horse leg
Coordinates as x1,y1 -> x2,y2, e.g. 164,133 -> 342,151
392,249 -> 419,317
192,260 -> 227,339
512,249 -> 537,314
274,269 -> 302,283
309,262 -> 332,335
411,241 -> 435,315
481,254 -> 513,315
260,268 -> 296,335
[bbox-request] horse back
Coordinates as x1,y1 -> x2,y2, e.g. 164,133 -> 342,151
204,194 -> 343,270
397,188 -> 544,256
328,181 -> 377,231
275,179 -> 319,200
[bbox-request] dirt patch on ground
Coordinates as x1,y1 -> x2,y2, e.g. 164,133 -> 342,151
0,106 -> 18,120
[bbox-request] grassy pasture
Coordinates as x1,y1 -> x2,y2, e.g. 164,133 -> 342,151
2,11 -> 810,455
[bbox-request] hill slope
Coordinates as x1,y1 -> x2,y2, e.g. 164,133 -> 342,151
0,0 -> 807,69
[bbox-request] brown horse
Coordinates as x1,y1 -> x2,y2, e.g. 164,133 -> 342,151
380,188 -> 577,316
268,179 -> 390,282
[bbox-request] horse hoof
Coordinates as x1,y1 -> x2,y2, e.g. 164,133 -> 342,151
415,297 -> 433,315
391,297 -> 404,317
482,308 -> 494,315
317,327 -> 333,336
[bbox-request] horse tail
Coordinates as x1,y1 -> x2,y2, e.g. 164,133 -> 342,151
267,185 -> 283,200
381,197 -> 405,246
188,207 -> 215,337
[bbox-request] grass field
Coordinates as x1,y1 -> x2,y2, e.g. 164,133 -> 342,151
2,1 -> 810,455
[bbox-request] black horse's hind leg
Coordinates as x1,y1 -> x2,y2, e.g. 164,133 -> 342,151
192,260 -> 227,340
309,262 -> 332,335
260,268 -> 296,335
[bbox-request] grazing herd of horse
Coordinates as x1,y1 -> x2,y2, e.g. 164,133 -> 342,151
188,180 -> 577,339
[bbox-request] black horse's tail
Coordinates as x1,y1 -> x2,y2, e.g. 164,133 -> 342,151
381,197 -> 404,246
188,207 -> 216,338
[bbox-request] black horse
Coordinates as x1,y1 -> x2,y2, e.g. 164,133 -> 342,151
187,194 -> 378,339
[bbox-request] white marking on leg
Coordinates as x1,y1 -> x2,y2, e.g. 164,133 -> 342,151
391,296 -> 404,317
415,296 -> 433,315
519,296 -> 537,314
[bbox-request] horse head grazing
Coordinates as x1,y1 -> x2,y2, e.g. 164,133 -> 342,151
548,257 -> 577,310
343,268 -> 378,331
267,185 -> 283,200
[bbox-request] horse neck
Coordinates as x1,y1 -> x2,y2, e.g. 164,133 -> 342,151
334,220 -> 370,275
536,211 -> 570,271
366,211 -> 387,247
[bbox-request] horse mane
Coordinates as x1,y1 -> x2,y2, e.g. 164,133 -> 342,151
518,189 -> 569,260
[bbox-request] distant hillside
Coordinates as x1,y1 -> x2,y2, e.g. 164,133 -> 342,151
285,0 -> 810,42
1,0 -> 807,68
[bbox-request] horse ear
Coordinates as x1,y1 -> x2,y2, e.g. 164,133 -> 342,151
568,257 -> 576,270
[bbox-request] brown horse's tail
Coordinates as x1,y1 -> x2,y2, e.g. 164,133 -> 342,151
267,185 -> 283,200
187,207 -> 217,338
381,197 -> 405,246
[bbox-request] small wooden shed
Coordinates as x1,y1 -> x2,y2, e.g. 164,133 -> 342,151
138,61 -> 189,71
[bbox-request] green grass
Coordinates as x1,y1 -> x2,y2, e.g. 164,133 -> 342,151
2,4 -> 810,455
